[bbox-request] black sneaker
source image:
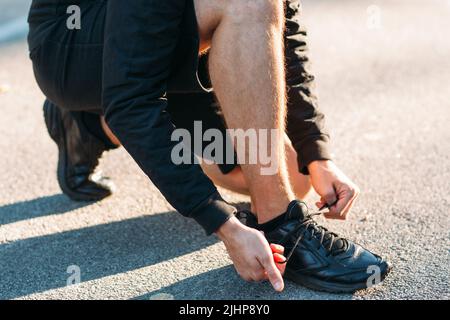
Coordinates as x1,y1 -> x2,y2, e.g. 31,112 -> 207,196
237,200 -> 391,293
43,100 -> 115,201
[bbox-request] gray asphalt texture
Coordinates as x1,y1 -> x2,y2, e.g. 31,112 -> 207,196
0,0 -> 449,300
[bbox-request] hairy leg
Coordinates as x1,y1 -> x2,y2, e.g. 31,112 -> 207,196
201,135 -> 313,200
194,0 -> 295,223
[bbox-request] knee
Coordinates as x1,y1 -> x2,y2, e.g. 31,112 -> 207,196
226,0 -> 284,26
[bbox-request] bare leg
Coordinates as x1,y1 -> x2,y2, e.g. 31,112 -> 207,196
201,136 -> 313,199
195,0 -> 294,223
284,138 -> 312,199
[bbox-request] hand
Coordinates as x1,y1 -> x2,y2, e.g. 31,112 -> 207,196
308,160 -> 360,220
216,217 -> 286,292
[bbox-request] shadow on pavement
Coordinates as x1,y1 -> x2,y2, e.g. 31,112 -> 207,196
134,265 -> 275,300
0,194 -> 91,225
134,265 -> 354,300
0,209 -> 218,299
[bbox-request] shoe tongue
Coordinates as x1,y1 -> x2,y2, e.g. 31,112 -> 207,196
285,200 -> 347,253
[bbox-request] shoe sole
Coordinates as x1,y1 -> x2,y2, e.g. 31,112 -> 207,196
44,103 -> 110,202
284,263 -> 392,293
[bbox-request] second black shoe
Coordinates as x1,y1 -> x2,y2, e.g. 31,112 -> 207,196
43,100 -> 116,201
237,200 -> 391,293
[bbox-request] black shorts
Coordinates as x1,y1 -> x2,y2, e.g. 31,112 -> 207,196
28,0 -> 237,174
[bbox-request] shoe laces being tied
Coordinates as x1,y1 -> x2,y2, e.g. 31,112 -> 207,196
279,205 -> 349,264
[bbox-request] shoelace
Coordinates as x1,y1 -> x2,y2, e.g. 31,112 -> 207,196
279,205 -> 347,264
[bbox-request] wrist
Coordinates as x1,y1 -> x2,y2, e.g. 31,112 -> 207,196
308,159 -> 333,172
216,216 -> 243,241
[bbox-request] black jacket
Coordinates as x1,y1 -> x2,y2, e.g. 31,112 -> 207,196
28,0 -> 331,235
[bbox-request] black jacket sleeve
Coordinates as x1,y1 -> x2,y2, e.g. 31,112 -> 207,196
285,0 -> 332,174
102,0 -> 235,235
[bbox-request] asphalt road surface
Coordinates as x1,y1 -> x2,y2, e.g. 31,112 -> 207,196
0,0 -> 449,300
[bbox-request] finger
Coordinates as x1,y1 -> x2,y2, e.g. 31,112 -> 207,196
340,190 -> 358,220
324,205 -> 348,220
318,195 -> 339,212
324,210 -> 345,220
323,210 -> 342,220
324,203 -> 347,219
251,270 -> 267,282
322,192 -> 338,208
238,261 -> 264,283
276,264 -> 286,275
270,244 -> 285,255
273,252 -> 286,263
341,192 -> 358,219
258,254 -> 284,292
319,195 -> 338,219
265,264 -> 286,278
323,196 -> 344,219
239,273 -> 253,282
276,263 -> 286,276
273,253 -> 287,275
330,192 -> 353,217
262,253 -> 287,278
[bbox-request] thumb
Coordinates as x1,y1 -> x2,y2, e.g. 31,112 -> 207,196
260,254 -> 284,292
